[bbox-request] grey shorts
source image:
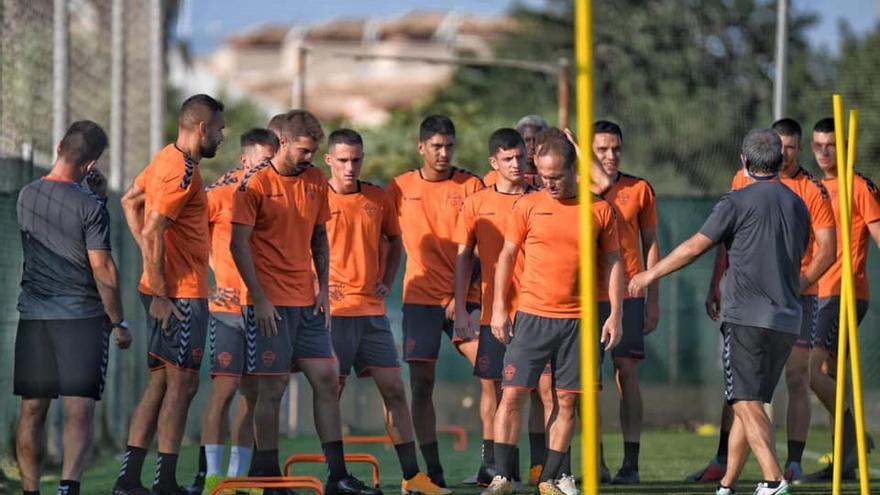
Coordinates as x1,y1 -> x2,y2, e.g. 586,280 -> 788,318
331,315 -> 399,377
208,312 -> 247,376
141,294 -> 209,372
794,295 -> 818,350
605,298 -> 646,361
242,305 -> 334,375
474,324 -> 506,381
401,302 -> 479,361
502,311 -> 581,392
721,322 -> 796,404
814,296 -> 869,355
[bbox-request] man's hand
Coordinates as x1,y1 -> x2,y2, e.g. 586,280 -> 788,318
628,271 -> 654,298
490,311 -> 512,344
149,296 -> 184,331
210,287 -> 237,305
314,286 -> 330,329
705,283 -> 721,321
85,169 -> 108,199
453,304 -> 471,340
374,280 -> 391,298
444,298 -> 456,322
643,300 -> 660,334
798,275 -> 810,293
254,295 -> 281,337
113,325 -> 132,349
601,313 -> 622,351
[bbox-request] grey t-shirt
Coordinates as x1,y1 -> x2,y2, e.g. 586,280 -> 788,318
700,180 -> 810,334
17,178 -> 112,319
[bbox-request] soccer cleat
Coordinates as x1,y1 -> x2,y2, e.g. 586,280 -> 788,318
427,472 -> 446,489
528,465 -> 542,486
715,485 -> 735,495
556,474 -> 579,495
686,457 -> 727,482
201,474 -> 225,495
112,483 -> 152,495
599,465 -> 611,484
803,464 -> 855,482
401,472 -> 451,495
611,466 -> 639,485
782,461 -> 803,484
537,480 -> 564,495
752,480 -> 790,495
480,476 -> 512,495
326,474 -> 383,495
152,486 -> 204,495
476,465 -> 497,487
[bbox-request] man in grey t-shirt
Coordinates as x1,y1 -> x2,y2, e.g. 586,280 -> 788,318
14,121 -> 132,495
629,129 -> 809,495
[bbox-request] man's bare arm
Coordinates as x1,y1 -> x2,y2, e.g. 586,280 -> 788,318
88,250 -> 124,324
800,227 -> 836,291
141,210 -> 170,297
231,223 -> 266,301
311,224 -> 329,291
453,243 -> 476,329
121,184 -> 146,249
381,234 -> 403,289
630,232 -> 715,295
640,226 -> 661,332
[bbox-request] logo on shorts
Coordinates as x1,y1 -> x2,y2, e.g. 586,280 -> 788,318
192,347 -> 204,365
478,355 -> 491,373
503,364 -> 516,381
262,350 -> 277,367
217,351 -> 233,369
405,337 -> 417,355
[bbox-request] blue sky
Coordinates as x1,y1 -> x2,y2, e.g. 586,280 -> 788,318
178,0 -> 878,56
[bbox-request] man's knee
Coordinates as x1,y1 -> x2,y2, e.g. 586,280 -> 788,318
167,369 -> 200,399
62,398 -> 95,425
258,376 -> 289,404
613,358 -> 639,382
375,373 -> 408,409
499,387 -> 530,411
785,356 -> 810,393
409,365 -> 436,398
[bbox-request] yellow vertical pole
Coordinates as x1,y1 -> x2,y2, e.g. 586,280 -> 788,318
574,1 -> 598,495
842,109 -> 871,495
830,94 -> 848,495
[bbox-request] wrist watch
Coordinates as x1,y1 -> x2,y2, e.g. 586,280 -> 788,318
111,319 -> 129,330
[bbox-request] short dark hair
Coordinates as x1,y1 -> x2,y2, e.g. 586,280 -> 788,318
240,128 -> 279,152
593,120 -> 623,142
328,128 -> 363,149
267,113 -> 286,135
742,128 -> 783,175
535,127 -> 577,170
278,110 -> 324,142
813,117 -> 834,134
58,120 -> 108,166
772,118 -> 802,140
419,115 -> 455,142
488,128 -> 524,155
178,94 -> 224,130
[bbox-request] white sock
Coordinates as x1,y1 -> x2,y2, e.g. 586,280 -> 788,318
205,444 -> 225,477
228,446 -> 253,477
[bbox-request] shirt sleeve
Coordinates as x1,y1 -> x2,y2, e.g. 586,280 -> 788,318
386,179 -> 402,219
381,190 -> 402,237
84,201 -> 112,251
730,170 -> 748,191
231,178 -> 261,227
207,188 -> 222,226
699,194 -> 737,244
855,175 -> 880,225
151,165 -> 196,221
637,181 -> 657,228
505,199 -> 530,247
807,183 -> 835,230
452,196 -> 477,247
315,182 -> 331,224
597,203 -> 620,253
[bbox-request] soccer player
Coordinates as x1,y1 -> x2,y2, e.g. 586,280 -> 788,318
387,115 -> 484,486
630,128 -> 810,495
483,115 -> 547,189
231,110 -> 379,495
186,128 -> 279,494
805,117 -> 880,481
14,121 -> 131,495
690,118 -> 836,484
482,129 -> 624,495
453,128 -> 538,485
590,120 -> 659,484
324,128 -> 449,495
115,94 -> 225,495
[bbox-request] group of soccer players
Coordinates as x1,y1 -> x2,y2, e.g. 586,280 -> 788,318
12,90 -> 880,495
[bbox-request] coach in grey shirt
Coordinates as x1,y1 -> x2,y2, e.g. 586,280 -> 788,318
629,129 -> 809,495
14,121 -> 132,495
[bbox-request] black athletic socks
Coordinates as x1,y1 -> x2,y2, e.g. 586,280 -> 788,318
116,445 -> 147,488
560,447 -> 572,476
764,480 -> 781,489
195,445 -> 207,481
787,440 -> 806,465
481,439 -> 496,468
717,430 -> 730,463
529,432 -> 547,467
420,441 -> 443,479
58,480 -> 80,495
541,449 -> 566,482
623,442 -> 640,470
394,441 -> 421,480
322,441 -> 348,482
493,442 -> 516,479
153,452 -> 179,493
249,449 -> 281,477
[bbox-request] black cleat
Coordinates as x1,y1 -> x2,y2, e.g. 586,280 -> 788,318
804,464 -> 855,482
112,483 -> 152,495
325,474 -> 383,495
476,465 -> 497,487
182,481 -> 203,495
611,466 -> 640,485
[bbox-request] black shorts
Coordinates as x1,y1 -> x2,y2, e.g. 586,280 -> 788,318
814,296 -> 869,355
610,298 -> 646,361
721,323 -> 796,404
502,312 -> 581,392
208,312 -> 247,376
243,305 -> 334,375
401,302 -> 479,361
142,294 -> 209,372
331,315 -> 399,377
474,324 -> 506,381
14,316 -> 110,400
794,296 -> 818,350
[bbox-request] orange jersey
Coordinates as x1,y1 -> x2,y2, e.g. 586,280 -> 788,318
817,173 -> 880,299
231,163 -> 330,306
730,167 -> 835,295
326,181 -> 401,316
602,173 -> 656,298
387,168 -> 484,305
506,190 -> 618,318
135,144 -> 210,298
206,167 -> 246,313
483,169 -> 538,188
453,186 -> 532,325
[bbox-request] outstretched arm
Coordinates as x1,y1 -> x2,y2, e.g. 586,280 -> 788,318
629,232 -> 715,295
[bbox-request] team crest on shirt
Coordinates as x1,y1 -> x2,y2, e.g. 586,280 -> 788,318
478,355 -> 491,373
307,183 -> 318,200
328,283 -> 345,301
616,191 -> 630,205
192,347 -> 204,365
405,337 -> 417,355
217,351 -> 233,369
363,202 -> 379,217
262,350 -> 277,367
447,192 -> 464,208
503,364 -> 516,381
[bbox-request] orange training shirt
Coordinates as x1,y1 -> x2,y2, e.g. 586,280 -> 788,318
602,173 -> 656,298
206,167 -> 246,313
